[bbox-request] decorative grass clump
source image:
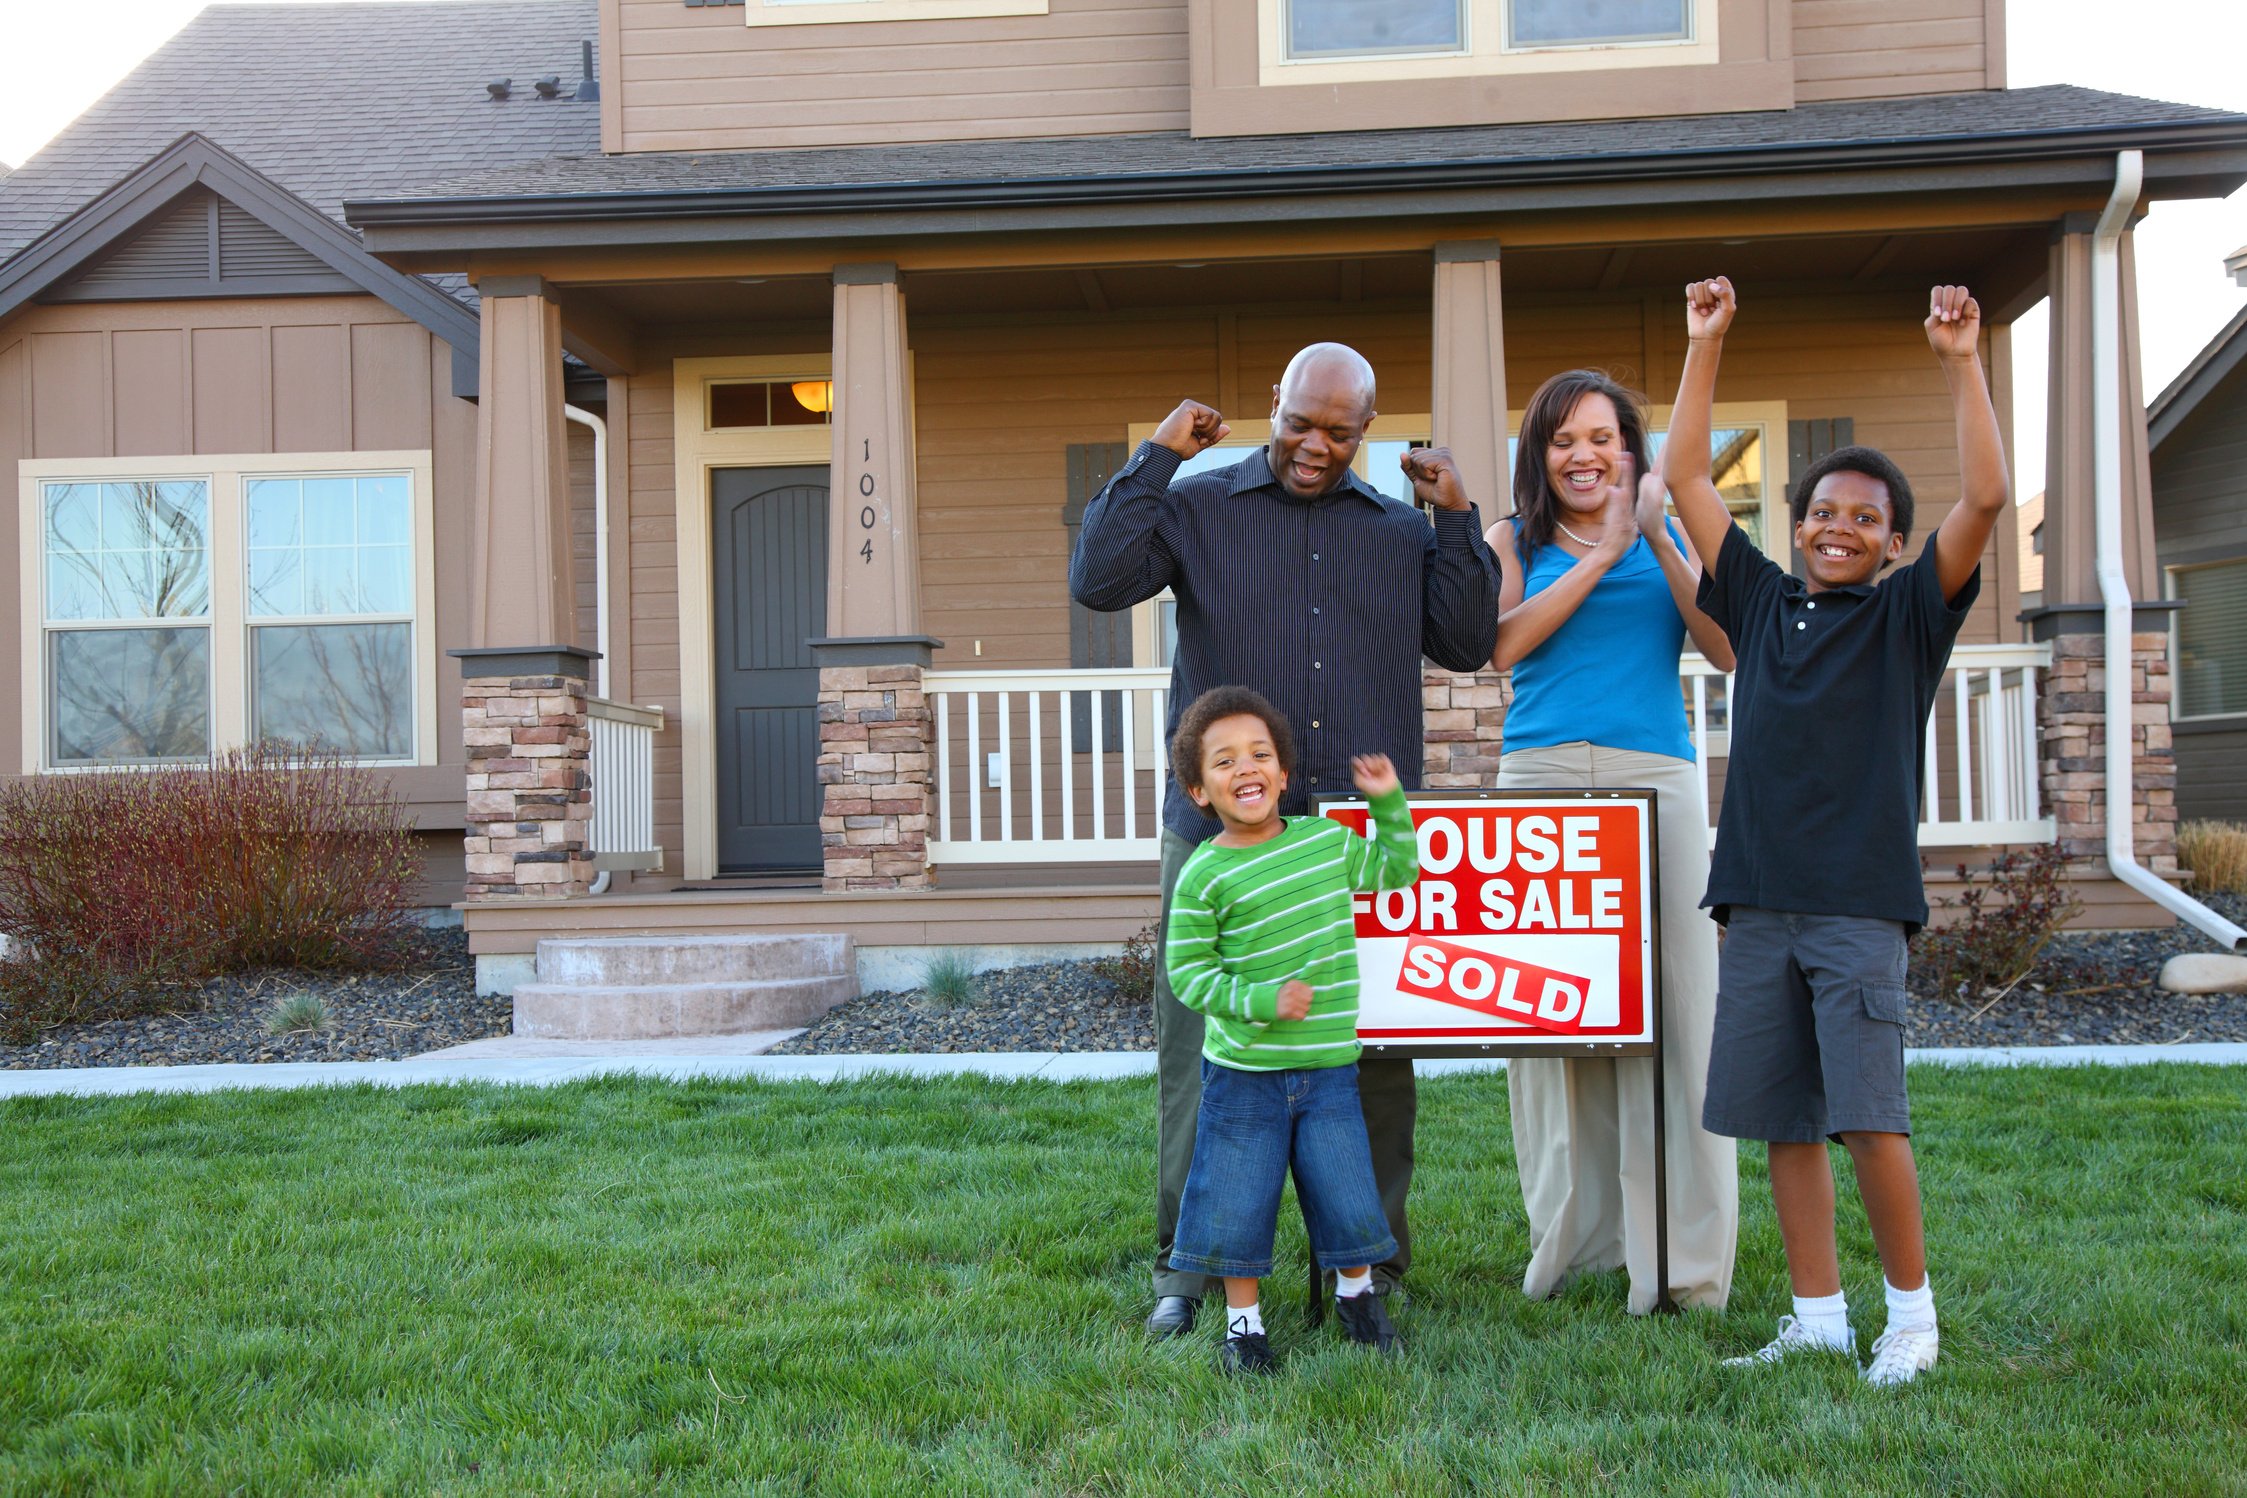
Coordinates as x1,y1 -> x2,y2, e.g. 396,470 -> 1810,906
2177,820 -> 2247,896
919,948 -> 981,1007
261,992 -> 332,1037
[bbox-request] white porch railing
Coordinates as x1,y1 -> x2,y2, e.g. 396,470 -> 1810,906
1683,641 -> 2054,847
924,645 -> 2056,866
588,697 -> 665,872
926,668 -> 1170,864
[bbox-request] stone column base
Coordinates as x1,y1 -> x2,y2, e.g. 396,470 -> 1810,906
817,663 -> 933,891
2037,630 -> 2178,875
460,669 -> 593,898
1423,667 -> 1510,788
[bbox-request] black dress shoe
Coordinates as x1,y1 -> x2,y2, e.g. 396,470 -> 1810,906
1334,1291 -> 1403,1355
1144,1294 -> 1199,1339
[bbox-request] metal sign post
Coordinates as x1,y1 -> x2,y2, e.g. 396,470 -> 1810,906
1316,787 -> 1674,1314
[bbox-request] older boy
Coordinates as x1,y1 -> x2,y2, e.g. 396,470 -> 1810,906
1163,685 -> 1420,1374
1662,278 -> 2009,1386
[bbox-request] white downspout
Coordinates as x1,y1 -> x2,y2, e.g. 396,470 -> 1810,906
565,402 -> 612,896
2089,150 -> 2246,950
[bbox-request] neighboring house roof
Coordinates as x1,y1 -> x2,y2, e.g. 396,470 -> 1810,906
0,0 -> 597,261
2149,302 -> 2247,449
2229,241 -> 2247,287
2019,491 -> 2045,600
348,85 -> 2246,230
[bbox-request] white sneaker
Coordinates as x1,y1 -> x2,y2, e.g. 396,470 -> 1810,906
1862,1324 -> 1940,1386
1721,1314 -> 1856,1368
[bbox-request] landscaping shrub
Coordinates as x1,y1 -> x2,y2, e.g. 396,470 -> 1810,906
920,949 -> 980,1007
263,992 -> 333,1037
1095,920 -> 1160,1007
0,741 -> 419,1037
2176,820 -> 2247,896
1916,844 -> 2083,1002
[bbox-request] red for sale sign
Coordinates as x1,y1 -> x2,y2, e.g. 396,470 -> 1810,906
1316,791 -> 1659,1055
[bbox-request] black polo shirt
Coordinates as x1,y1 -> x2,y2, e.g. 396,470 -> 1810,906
1695,526 -> 1979,931
1069,441 -> 1502,844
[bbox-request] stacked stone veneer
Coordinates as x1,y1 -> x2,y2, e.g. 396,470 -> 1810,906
818,664 -> 933,891
462,672 -> 594,898
2037,632 -> 2179,875
1423,667 -> 1512,788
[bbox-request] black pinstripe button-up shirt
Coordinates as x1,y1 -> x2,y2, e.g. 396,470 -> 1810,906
1069,441 -> 1503,844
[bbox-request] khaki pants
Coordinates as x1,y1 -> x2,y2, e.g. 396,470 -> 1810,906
1496,744 -> 1739,1313
1151,829 -> 1416,1300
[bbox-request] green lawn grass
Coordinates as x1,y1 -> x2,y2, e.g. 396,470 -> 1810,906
3,1066 -> 2242,1495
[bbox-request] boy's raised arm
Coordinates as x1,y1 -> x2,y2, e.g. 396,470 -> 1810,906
1343,754 -> 1420,892
1925,286 -> 2011,601
1659,277 -> 1744,568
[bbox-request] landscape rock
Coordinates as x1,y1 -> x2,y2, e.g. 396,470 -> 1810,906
2158,952 -> 2247,995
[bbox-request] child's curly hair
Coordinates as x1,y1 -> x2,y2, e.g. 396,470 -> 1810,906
1170,685 -> 1297,807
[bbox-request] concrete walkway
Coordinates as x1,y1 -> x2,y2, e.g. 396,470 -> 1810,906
3,1041 -> 2244,1099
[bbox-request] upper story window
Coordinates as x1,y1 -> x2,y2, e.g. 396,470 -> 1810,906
1287,0 -> 1464,60
737,0 -> 1046,25
1267,0 -> 1708,79
1508,0 -> 1690,48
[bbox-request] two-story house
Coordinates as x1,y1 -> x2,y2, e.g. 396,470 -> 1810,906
5,0 -> 2245,995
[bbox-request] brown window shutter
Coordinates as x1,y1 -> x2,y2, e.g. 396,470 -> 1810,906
1063,442 -> 1132,749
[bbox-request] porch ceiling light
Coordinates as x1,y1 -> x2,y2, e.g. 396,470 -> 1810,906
791,380 -> 834,414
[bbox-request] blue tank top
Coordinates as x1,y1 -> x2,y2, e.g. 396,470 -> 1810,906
1502,522 -> 1696,762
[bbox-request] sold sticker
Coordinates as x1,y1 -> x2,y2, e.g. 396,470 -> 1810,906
1394,934 -> 1601,1037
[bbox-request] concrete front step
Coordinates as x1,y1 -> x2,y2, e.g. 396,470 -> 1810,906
535,932 -> 852,987
517,932 -> 858,1040
514,976 -> 853,1040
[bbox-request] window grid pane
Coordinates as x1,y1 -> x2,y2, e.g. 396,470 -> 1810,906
43,480 -> 210,623
1509,0 -> 1690,47
246,474 -> 414,618
49,626 -> 211,764
252,622 -> 415,758
2176,561 -> 2247,719
1288,0 -> 1463,58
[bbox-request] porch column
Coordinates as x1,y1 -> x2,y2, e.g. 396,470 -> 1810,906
456,276 -> 595,900
816,263 -> 939,891
2029,222 -> 2179,879
1427,239 -> 1512,783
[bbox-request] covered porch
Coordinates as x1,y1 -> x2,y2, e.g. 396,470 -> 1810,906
344,150 -> 2221,986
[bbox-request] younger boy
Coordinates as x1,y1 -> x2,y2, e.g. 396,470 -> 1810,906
1163,684 -> 1420,1375
1662,279 -> 2009,1386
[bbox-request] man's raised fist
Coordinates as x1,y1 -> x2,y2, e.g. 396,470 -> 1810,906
1151,399 -> 1231,460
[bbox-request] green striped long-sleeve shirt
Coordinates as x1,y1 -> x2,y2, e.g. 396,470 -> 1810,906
1166,786 -> 1419,1072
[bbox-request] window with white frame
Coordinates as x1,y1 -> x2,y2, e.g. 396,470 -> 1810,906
2172,559 -> 2247,720
1266,0 -> 1708,81
24,453 -> 436,770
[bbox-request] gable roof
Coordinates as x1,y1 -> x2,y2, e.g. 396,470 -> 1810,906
0,0 -> 596,260
2149,302 -> 2247,450
0,133 -> 482,388
2230,242 -> 2247,287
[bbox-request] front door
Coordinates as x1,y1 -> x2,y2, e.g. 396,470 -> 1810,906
712,466 -> 828,873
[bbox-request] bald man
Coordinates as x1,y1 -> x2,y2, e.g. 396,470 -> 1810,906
1071,342 -> 1503,1336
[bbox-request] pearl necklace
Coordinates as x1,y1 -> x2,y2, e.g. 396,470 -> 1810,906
1556,519 -> 1604,548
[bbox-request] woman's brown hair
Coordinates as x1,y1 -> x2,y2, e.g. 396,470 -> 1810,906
1510,369 -> 1654,567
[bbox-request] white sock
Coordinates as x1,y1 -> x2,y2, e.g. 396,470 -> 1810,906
1335,1269 -> 1373,1300
1226,1302 -> 1265,1338
1885,1276 -> 1936,1332
1791,1290 -> 1852,1348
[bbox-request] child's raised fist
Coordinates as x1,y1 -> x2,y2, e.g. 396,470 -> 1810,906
1276,978 -> 1314,1023
1685,277 -> 1736,342
1350,753 -> 1400,798
1924,285 -> 1981,361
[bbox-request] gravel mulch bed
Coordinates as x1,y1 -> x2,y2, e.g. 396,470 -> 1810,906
778,894 -> 2247,1056
769,961 -> 1153,1055
0,928 -> 509,1071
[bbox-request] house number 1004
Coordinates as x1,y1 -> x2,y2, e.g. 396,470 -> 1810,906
858,440 -> 877,564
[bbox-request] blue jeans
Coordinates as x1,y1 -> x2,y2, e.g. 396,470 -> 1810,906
1170,1060 -> 1399,1279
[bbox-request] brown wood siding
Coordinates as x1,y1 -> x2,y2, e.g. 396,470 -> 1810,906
613,0 -> 1188,154
0,297 -> 478,830
1792,0 -> 1999,102
2152,364 -> 2247,821
623,365 -> 684,881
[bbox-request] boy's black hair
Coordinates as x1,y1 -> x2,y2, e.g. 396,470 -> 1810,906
1789,444 -> 1916,542
1170,685 -> 1297,805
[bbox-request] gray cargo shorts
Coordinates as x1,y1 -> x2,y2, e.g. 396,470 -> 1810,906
1702,907 -> 1912,1143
